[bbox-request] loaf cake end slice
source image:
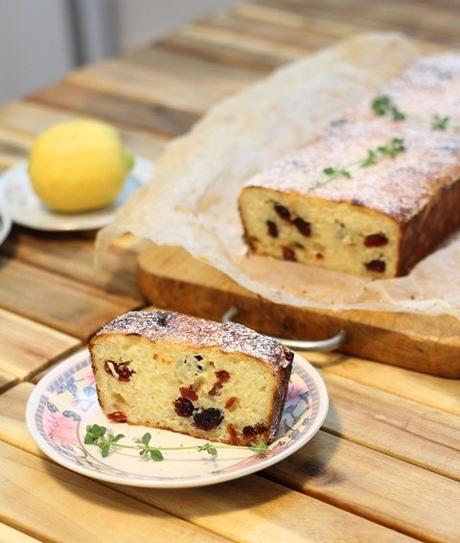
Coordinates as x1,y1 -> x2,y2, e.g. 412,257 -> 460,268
239,186 -> 401,277
89,311 -> 293,445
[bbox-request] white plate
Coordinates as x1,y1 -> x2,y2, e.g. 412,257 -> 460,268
26,348 -> 328,488
0,201 -> 12,246
0,156 -> 154,231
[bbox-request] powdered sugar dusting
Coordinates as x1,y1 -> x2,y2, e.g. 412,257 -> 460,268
95,310 -> 293,372
246,53 -> 460,222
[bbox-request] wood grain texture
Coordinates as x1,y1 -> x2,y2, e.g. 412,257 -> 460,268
0,308 -> 79,381
259,0 -> 460,46
267,431 -> 460,542
0,100 -> 166,161
0,369 -> 17,395
0,441 -> 228,543
0,385 -> 415,543
30,82 -> 198,138
137,245 -> 460,376
1,228 -> 142,301
322,372 -> 460,481
67,49 -> 258,116
0,523 -> 41,543
308,351 -> 460,416
0,257 -> 140,340
118,477 -> 415,543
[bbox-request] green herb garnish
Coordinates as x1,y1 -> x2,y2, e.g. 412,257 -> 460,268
372,95 -> 406,121
432,115 -> 450,130
323,166 -> 351,179
84,425 -> 268,462
311,136 -> 406,190
249,442 -> 269,455
377,137 -> 406,157
85,425 -> 124,457
360,149 -> 378,167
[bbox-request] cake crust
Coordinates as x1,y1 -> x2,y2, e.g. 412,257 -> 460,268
90,311 -> 293,445
239,53 -> 460,277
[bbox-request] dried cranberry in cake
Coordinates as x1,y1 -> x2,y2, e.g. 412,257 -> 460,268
208,370 -> 231,396
193,408 -> 224,430
266,220 -> 278,238
108,411 -> 127,422
282,246 -> 296,261
243,234 -> 259,251
242,423 -> 267,438
364,233 -> 389,247
274,203 -> 291,221
104,360 -> 134,382
174,397 -> 195,417
292,217 -> 311,236
227,424 -> 238,444
365,259 -> 386,273
225,396 -> 238,410
180,386 -> 198,401
316,252 -> 324,260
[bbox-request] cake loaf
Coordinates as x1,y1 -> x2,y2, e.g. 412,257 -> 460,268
89,310 -> 293,445
239,54 -> 460,277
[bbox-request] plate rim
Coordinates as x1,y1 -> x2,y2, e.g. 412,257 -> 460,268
0,157 -> 153,232
25,347 -> 329,488
0,201 -> 12,246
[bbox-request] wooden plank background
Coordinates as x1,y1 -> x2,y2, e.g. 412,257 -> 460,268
0,1 -> 459,541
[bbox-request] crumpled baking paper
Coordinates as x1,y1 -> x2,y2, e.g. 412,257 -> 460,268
96,32 -> 460,317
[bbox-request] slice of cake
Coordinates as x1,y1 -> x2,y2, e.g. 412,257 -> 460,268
89,310 -> 293,445
239,54 -> 460,278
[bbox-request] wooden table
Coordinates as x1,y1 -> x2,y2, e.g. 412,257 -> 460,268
0,1 -> 459,541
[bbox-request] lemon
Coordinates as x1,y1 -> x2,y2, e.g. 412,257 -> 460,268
29,119 -> 134,213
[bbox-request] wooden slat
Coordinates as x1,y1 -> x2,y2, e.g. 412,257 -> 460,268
1,228 -> 142,301
0,523 -> 41,543
266,431 -> 460,542
118,477 -> 415,543
0,257 -> 140,340
233,3 -> 444,55
0,308 -> 79,381
29,82 -> 198,138
0,101 -> 166,161
190,12 -> 337,53
0,384 -> 415,543
0,126 -> 31,168
257,0 -> 460,46
66,49 -> 259,115
0,369 -> 17,395
307,351 -> 460,416
321,372 -> 460,481
0,441 -> 228,543
156,31 -> 287,73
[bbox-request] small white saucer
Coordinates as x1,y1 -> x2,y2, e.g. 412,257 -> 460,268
0,201 -> 12,246
0,156 -> 154,231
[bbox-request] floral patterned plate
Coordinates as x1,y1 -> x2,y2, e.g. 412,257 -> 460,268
0,156 -> 154,231
26,348 -> 328,488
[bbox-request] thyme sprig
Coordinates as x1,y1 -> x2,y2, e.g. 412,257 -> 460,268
311,136 -> 406,190
372,94 -> 460,130
84,424 -> 269,461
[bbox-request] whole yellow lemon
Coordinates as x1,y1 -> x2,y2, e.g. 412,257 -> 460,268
29,119 -> 133,213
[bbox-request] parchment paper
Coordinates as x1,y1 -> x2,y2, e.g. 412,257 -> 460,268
96,32 -> 460,318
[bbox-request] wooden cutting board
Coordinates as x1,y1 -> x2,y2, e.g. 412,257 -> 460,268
137,244 -> 460,378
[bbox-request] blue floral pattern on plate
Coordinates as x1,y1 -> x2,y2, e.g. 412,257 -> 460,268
27,348 -> 328,488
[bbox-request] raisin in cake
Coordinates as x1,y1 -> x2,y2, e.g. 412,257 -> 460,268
89,310 -> 293,445
239,54 -> 460,278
